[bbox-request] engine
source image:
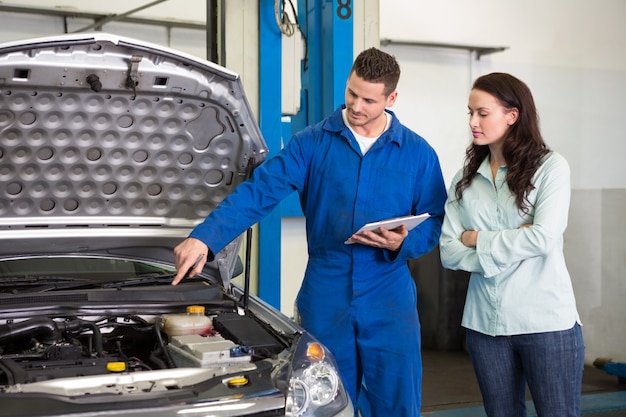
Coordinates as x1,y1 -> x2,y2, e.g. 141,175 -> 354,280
0,311 -> 283,387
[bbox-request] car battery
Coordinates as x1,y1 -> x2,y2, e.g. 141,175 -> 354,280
167,333 -> 252,368
212,312 -> 284,355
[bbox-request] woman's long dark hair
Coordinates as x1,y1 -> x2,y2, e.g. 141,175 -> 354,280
455,72 -> 550,213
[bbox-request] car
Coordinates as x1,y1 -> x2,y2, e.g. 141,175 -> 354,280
0,32 -> 354,417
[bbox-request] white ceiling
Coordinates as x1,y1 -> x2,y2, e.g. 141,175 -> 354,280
2,0 -> 207,24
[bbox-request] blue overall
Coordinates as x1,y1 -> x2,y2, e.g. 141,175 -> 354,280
189,107 -> 447,416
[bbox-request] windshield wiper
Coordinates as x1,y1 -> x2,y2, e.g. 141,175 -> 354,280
0,273 -> 206,293
100,272 -> 193,288
101,272 -> 176,288
0,276 -> 100,293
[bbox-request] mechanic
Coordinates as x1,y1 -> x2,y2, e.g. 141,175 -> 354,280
172,47 -> 447,417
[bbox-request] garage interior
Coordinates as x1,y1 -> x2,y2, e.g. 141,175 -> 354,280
0,1 -> 625,415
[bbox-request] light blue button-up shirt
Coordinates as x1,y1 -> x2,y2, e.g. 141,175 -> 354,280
440,151 -> 581,336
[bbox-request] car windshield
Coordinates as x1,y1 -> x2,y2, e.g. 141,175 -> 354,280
0,257 -> 176,285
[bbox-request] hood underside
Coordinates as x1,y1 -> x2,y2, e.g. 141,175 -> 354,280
0,33 -> 268,230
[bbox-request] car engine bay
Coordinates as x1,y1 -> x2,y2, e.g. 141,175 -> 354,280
0,306 -> 287,391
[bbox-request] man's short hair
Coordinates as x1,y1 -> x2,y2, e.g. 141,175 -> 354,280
350,47 -> 401,96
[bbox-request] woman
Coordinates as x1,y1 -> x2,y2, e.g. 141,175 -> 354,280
439,72 -> 584,417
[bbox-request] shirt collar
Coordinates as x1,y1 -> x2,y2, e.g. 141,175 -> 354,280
325,106 -> 403,146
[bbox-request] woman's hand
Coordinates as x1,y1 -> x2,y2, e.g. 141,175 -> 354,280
460,230 -> 478,247
460,224 -> 531,248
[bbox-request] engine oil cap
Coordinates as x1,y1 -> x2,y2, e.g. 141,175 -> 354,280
106,362 -> 127,372
226,376 -> 249,388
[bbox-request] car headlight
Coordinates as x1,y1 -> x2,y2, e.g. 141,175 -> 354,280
285,333 -> 352,417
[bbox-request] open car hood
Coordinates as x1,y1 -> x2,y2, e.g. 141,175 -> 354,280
0,33 -> 355,417
0,33 -> 268,288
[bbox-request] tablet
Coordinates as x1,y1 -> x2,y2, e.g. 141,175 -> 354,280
345,213 -> 430,244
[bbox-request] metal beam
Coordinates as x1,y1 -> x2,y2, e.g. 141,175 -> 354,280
257,0 -> 283,309
206,0 -> 224,63
380,38 -> 508,60
0,4 -> 206,30
295,0 -> 353,127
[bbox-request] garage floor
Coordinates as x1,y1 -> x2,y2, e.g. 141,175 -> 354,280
421,349 -> 626,416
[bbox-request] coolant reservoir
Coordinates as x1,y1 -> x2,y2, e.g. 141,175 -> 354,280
162,305 -> 213,336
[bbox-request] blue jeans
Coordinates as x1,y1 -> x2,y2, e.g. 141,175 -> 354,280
466,324 -> 584,417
